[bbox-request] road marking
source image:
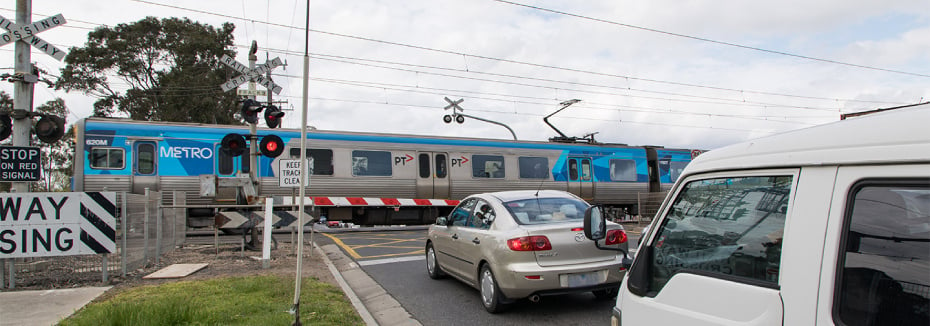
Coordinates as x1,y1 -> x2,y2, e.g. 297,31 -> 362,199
358,255 -> 425,266
319,233 -> 362,259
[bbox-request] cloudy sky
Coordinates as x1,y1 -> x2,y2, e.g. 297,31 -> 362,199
2,0 -> 928,150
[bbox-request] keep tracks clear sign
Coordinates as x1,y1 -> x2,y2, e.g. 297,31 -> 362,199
278,159 -> 310,188
0,192 -> 116,258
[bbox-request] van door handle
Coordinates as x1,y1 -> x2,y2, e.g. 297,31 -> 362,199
452,234 -> 458,240
472,238 -> 480,244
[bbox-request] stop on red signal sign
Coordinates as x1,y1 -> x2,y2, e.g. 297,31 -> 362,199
259,134 -> 284,158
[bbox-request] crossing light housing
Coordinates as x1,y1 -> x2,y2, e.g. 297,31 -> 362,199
240,99 -> 263,124
220,133 -> 247,156
264,105 -> 284,128
259,134 -> 284,158
35,114 -> 65,143
0,113 -> 10,141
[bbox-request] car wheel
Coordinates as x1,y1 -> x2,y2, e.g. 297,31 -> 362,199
593,287 -> 618,300
426,243 -> 445,279
480,264 -> 506,313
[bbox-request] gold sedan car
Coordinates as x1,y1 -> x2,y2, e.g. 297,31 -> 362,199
426,190 -> 630,313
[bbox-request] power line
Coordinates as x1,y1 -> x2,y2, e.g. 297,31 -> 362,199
494,0 -> 930,78
127,0 -> 916,105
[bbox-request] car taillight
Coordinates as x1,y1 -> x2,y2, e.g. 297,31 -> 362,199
507,236 -> 552,251
605,229 -> 627,245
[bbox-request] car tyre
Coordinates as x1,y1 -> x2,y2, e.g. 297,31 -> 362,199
426,243 -> 445,279
480,264 -> 506,313
593,287 -> 618,300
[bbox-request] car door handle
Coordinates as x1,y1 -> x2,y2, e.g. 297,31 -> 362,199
452,234 -> 458,240
472,238 -> 480,244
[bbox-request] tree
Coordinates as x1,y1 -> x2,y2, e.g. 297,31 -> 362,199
56,17 -> 241,124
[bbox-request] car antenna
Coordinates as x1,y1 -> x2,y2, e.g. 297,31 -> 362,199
534,169 -> 549,197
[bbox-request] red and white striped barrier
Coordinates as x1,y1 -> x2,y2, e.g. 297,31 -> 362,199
281,197 -> 460,207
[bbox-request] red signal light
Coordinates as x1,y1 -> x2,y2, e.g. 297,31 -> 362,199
220,133 -> 247,156
259,134 -> 284,158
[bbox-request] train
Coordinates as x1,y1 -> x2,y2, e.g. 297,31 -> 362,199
72,117 -> 701,228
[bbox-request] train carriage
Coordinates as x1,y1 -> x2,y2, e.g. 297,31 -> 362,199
72,117 -> 699,228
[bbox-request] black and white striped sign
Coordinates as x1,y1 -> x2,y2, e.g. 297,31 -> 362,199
0,192 -> 116,258
215,210 -> 313,229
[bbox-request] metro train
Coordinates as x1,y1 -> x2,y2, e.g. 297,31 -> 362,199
72,117 -> 701,227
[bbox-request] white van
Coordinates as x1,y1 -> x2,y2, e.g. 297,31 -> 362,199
584,105 -> 929,325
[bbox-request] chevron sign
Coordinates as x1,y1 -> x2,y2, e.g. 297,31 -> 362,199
0,192 -> 116,258
215,210 -> 314,229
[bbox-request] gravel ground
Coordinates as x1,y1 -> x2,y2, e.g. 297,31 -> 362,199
2,239 -> 336,299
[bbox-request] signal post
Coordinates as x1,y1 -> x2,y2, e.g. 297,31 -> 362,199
218,41 -> 286,253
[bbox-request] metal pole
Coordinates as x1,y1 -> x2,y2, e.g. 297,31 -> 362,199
293,1 -> 311,324
121,192 -> 127,277
144,188 -> 150,263
102,254 -> 108,282
11,0 -> 32,193
458,112 -> 518,140
6,259 -> 12,289
156,193 -> 163,266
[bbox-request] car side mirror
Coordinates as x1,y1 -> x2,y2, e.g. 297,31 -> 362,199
583,206 -> 606,241
436,216 -> 448,225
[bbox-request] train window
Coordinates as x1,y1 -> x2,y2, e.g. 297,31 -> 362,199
669,161 -> 689,182
419,153 -> 430,178
352,150 -> 392,176
436,154 -> 447,179
581,159 -> 592,181
288,148 -> 334,175
519,157 -> 549,179
137,143 -> 156,175
472,155 -> 505,178
610,159 -> 637,182
89,148 -> 124,170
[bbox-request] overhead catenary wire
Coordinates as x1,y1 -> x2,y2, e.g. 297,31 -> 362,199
122,0 -> 916,105
493,0 -> 930,78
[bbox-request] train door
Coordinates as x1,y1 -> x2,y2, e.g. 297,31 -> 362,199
567,157 -> 594,200
132,141 -> 158,194
417,152 -> 450,199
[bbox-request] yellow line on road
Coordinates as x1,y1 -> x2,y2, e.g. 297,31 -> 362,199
320,233 -> 362,259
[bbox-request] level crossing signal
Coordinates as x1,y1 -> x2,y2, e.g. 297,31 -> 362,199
220,133 -> 247,156
264,105 -> 284,128
240,99 -> 263,124
35,115 -> 66,143
0,113 -> 10,141
0,113 -> 65,143
259,134 -> 284,157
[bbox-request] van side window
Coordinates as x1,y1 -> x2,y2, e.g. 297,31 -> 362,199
835,182 -> 930,326
649,176 -> 792,293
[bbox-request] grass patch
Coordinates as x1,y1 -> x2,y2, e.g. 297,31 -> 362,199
59,275 -> 363,326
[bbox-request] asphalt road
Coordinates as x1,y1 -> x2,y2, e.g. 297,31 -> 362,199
314,228 -> 642,326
